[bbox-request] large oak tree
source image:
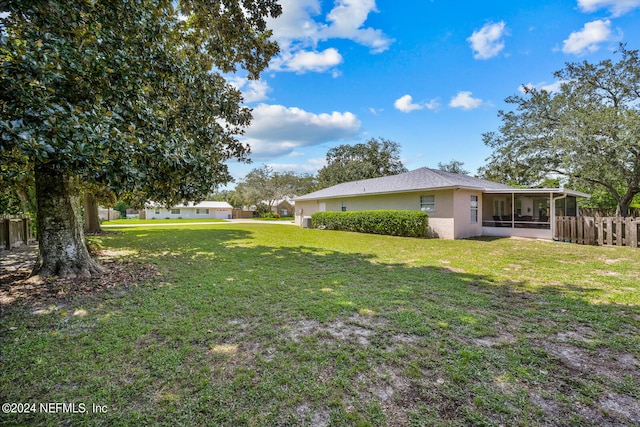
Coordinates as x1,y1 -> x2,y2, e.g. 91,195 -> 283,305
235,165 -> 317,211
483,46 -> 640,217
0,0 -> 281,277
317,137 -> 407,189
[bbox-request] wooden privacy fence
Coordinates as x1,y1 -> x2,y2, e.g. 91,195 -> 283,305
0,215 -> 35,250
555,216 -> 640,247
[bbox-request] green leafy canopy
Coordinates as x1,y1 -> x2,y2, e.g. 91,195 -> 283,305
317,137 -> 408,189
0,0 -> 281,206
482,45 -> 640,216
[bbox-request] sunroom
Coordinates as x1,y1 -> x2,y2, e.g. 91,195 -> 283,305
481,189 -> 590,239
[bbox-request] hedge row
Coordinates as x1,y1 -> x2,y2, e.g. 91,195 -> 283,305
311,210 -> 429,237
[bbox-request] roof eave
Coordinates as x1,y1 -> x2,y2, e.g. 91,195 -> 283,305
483,188 -> 591,198
294,185 -> 498,201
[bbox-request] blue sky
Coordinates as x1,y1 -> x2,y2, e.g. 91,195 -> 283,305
226,0 -> 640,182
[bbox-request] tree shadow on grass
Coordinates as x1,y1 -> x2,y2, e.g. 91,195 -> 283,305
2,226 -> 639,426
115,227 -> 639,425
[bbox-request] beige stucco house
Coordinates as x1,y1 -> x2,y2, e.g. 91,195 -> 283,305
294,168 -> 589,240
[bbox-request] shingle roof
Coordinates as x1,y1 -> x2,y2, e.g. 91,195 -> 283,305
295,167 -> 515,201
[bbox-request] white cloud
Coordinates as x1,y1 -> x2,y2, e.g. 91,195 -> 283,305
519,81 -> 566,94
322,0 -> 394,53
424,99 -> 440,111
467,22 -> 508,60
394,95 -> 423,113
243,104 -> 361,158
393,95 -> 440,113
269,157 -> 327,173
577,0 -> 640,16
562,19 -> 616,55
265,0 -> 322,48
227,76 -> 271,103
284,48 -> 343,73
449,91 -> 484,110
265,0 -> 394,73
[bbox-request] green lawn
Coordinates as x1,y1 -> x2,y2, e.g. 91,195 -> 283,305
1,224 -> 639,426
103,218 -> 228,225
254,216 -> 295,222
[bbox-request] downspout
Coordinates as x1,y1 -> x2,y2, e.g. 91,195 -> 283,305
552,193 -> 568,241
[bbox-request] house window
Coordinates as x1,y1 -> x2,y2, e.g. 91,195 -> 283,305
170,208 -> 180,215
420,195 -> 435,213
155,209 -> 160,215
196,208 -> 209,215
470,195 -> 478,223
341,201 -> 347,212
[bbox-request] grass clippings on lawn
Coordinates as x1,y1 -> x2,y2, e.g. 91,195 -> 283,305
1,223 -> 639,426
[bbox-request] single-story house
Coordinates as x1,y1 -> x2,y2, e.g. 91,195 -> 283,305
272,199 -> 295,217
294,168 -> 590,240
143,201 -> 233,220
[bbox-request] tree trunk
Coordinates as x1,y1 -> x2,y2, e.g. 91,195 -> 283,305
14,187 -> 31,214
83,191 -> 103,233
32,162 -> 105,278
616,189 -> 637,218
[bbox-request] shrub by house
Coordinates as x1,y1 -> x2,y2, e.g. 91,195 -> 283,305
311,210 -> 429,237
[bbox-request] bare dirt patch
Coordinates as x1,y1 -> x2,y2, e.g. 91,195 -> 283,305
0,245 -> 161,306
599,392 -> 640,424
294,404 -> 330,427
472,332 -> 517,347
592,270 -> 622,277
287,314 -> 387,346
541,341 -> 640,380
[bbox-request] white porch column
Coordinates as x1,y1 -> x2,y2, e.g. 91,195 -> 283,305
511,192 -> 515,228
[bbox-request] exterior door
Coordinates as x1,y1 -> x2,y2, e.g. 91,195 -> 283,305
493,198 -> 507,217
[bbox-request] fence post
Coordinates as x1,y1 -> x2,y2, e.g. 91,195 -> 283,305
627,219 -> 638,248
22,218 -> 28,245
568,217 -> 575,243
586,217 -> 596,245
577,216 -> 584,244
614,218 -> 622,246
597,218 -> 604,245
3,217 -> 10,250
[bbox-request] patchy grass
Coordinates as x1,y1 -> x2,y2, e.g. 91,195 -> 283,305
103,218 -> 228,225
1,224 -> 639,426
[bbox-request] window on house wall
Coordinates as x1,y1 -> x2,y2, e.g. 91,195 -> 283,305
470,195 -> 478,223
155,209 -> 160,215
170,209 -> 180,215
341,201 -> 347,212
196,208 -> 209,215
420,195 -> 435,213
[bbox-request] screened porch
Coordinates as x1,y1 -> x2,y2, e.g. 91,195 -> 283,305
481,189 -> 588,239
